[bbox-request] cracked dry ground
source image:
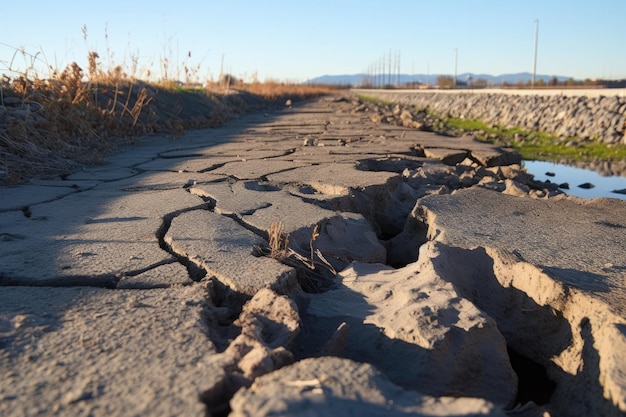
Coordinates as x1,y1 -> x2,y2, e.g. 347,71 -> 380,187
1,96 -> 626,417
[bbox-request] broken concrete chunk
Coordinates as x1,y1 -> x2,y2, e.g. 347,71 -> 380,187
229,357 -> 507,417
502,178 -> 531,197
411,188 -> 626,416
415,187 -> 626,301
211,159 -> 309,180
288,213 -> 387,268
193,179 -> 387,269
423,147 -> 468,165
225,288 -> 301,381
304,261 -> 518,406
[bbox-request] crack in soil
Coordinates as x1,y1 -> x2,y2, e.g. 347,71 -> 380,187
155,202 -> 213,281
0,272 -> 119,288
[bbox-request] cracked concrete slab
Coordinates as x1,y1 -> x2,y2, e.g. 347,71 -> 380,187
415,187 -> 626,305
190,180 -> 275,216
0,185 -> 85,212
210,159 -> 309,180
190,180 -> 386,268
0,188 -> 202,284
410,187 -> 626,416
267,162 -> 398,195
0,283 -> 225,417
1,94 -> 624,416
97,171 -> 224,191
134,155 -> 239,172
272,148 -> 397,165
137,155 -> 258,173
65,167 -> 141,182
164,209 -> 297,296
413,134 -> 521,167
423,147 -> 468,165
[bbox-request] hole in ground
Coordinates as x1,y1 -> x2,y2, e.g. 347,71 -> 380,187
203,277 -> 248,352
356,157 -> 424,173
508,347 -> 556,406
243,180 -> 281,192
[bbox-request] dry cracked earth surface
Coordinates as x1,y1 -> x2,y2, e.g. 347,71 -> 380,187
1,96 -> 625,417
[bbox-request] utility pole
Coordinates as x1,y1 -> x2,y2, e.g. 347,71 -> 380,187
454,48 -> 458,89
388,49 -> 392,86
397,51 -> 401,86
532,19 -> 539,88
219,53 -> 225,84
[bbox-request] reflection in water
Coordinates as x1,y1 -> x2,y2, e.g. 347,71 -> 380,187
523,160 -> 626,200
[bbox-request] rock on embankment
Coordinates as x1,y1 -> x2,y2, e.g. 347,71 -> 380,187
361,91 -> 626,145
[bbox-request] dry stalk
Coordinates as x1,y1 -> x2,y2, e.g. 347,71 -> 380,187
268,220 -> 289,259
129,87 -> 152,127
259,220 -> 337,292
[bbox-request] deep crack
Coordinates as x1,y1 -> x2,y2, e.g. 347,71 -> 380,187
155,203 -> 213,281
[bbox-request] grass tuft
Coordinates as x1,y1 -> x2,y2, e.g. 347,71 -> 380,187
257,220 -> 337,293
268,220 -> 290,260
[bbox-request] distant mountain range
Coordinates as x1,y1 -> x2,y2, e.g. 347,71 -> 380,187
306,72 -> 571,86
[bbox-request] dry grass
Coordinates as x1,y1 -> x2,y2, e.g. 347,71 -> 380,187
0,58 -> 160,183
200,78 -> 339,102
258,220 -> 337,292
236,81 -> 338,101
267,220 -> 290,259
0,45 -> 338,184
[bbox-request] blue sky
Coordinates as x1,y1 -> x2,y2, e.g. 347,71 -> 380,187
2,0 -> 625,82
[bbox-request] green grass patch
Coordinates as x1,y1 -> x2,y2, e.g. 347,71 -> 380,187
443,116 -> 626,163
357,94 -> 391,106
517,136 -> 626,162
445,117 -> 495,133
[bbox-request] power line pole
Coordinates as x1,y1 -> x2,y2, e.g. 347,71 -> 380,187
454,48 -> 458,89
388,49 -> 392,86
532,19 -> 539,88
397,51 -> 401,86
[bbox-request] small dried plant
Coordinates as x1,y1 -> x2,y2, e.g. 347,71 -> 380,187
258,221 -> 337,292
268,220 -> 290,260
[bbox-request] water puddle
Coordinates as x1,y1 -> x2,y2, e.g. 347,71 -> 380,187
523,160 -> 626,200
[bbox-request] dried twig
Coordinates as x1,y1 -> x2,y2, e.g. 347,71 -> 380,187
259,220 -> 337,292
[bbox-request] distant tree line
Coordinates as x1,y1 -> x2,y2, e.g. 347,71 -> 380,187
432,75 -> 626,89
359,75 -> 626,90
504,77 -> 626,88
